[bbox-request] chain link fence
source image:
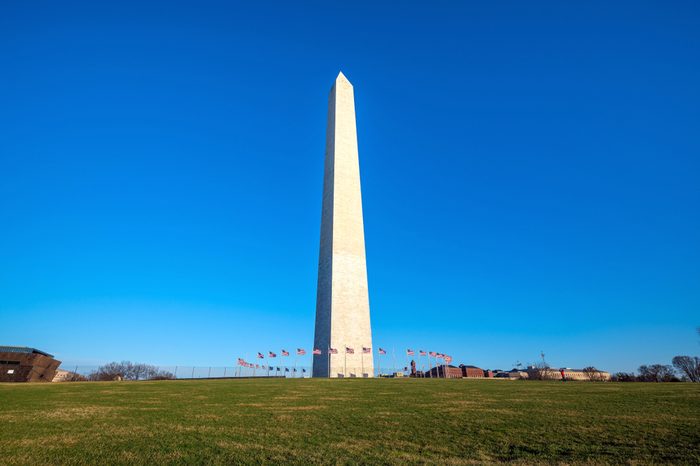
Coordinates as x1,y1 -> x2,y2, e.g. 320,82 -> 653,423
55,364 -> 423,381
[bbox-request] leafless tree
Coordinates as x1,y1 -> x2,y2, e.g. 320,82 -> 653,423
89,361 -> 174,381
527,352 -> 556,380
611,372 -> 636,382
64,372 -> 87,382
581,366 -> 605,381
637,364 -> 676,382
671,356 -> 700,382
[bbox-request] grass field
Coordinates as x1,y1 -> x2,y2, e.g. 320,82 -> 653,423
1,378 -> 698,464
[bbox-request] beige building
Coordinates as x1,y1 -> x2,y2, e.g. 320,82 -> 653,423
52,369 -> 85,382
526,366 -> 611,381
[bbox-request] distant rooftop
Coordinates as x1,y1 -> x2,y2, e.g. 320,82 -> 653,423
0,346 -> 54,358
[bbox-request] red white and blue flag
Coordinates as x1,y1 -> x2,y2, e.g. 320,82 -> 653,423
281,350 -> 290,356
328,348 -> 338,354
429,351 -> 437,357
237,358 -> 246,366
346,347 -> 355,354
297,348 -> 306,356
419,350 -> 427,356
406,349 -> 415,356
378,348 -> 387,355
312,348 -> 322,355
362,347 -> 371,354
257,352 -> 264,359
269,351 -> 277,358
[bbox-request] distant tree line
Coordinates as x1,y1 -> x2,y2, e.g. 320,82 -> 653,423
87,361 -> 175,381
612,356 -> 700,382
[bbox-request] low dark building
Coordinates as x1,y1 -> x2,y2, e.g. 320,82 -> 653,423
0,346 -> 61,382
459,364 -> 486,378
425,364 -> 462,378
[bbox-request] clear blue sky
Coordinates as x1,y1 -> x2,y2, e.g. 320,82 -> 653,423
1,1 -> 698,373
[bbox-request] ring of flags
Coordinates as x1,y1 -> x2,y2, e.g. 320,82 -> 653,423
237,348 -> 453,372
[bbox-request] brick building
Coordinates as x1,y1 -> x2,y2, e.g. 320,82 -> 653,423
0,346 -> 61,383
459,365 -> 485,378
425,365 -> 462,378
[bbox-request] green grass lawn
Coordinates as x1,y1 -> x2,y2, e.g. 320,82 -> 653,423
1,378 -> 698,464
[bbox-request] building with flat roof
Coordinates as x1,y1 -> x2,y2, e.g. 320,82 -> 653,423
525,366 -> 611,381
0,346 -> 61,383
459,365 -> 486,378
425,365 -> 462,378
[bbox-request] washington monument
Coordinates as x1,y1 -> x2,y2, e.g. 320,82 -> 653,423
312,72 -> 374,378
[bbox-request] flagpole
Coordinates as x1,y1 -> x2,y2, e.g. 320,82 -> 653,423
344,346 -> 347,378
391,347 -> 396,376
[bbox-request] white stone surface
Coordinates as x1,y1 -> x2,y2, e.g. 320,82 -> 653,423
312,72 -> 374,378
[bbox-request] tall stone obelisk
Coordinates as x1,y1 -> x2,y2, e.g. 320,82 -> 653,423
312,72 -> 374,378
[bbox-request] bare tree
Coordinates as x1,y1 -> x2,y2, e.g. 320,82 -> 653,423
89,361 -> 175,381
638,364 -> 676,382
612,372 -> 636,382
671,356 -> 700,382
64,372 -> 87,382
582,366 -> 605,381
527,352 -> 556,380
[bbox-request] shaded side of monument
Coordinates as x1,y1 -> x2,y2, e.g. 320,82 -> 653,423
312,72 -> 374,378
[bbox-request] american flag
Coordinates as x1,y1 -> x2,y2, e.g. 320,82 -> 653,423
255,364 -> 260,369
281,349 -> 290,356
237,358 -> 246,366
406,349 -> 415,356
346,347 -> 355,354
262,365 -> 267,370
257,352 -> 265,359
328,348 -> 338,354
297,348 -> 306,356
445,355 -> 453,363
312,348 -> 322,355
419,350 -> 427,356
437,353 -> 445,359
302,368 -> 306,373
285,367 -> 289,372
269,351 -> 277,358
293,368 -> 297,372
362,347 -> 371,354
276,367 -> 280,371
429,351 -> 437,357
378,348 -> 387,355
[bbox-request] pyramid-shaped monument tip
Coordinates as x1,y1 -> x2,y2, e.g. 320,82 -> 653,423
336,71 -> 351,85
